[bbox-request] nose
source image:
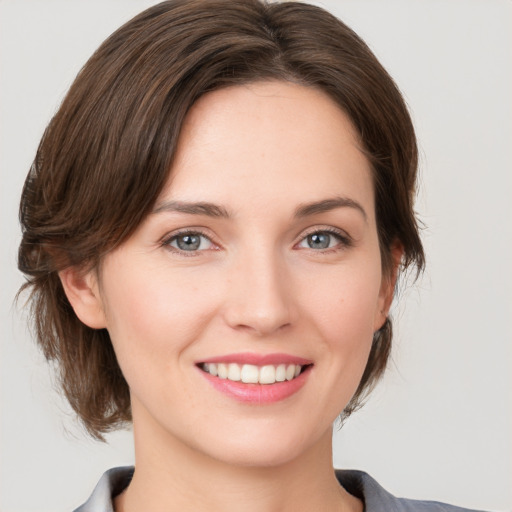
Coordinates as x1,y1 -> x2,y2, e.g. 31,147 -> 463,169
223,248 -> 296,337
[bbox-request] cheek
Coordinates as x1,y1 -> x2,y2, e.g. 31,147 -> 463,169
310,262 -> 382,332
304,260 -> 382,369
99,258 -> 218,377
293,261 -> 383,417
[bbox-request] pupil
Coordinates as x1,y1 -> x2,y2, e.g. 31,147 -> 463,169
178,234 -> 200,251
308,233 -> 330,249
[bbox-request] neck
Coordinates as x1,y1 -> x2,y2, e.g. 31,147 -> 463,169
115,404 -> 362,512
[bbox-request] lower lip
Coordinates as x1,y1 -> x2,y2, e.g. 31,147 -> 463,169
198,367 -> 311,404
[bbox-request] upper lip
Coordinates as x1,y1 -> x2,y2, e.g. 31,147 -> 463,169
198,352 -> 313,366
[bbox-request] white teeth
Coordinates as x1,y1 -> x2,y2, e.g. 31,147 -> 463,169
275,364 -> 286,382
205,362 -> 218,376
227,363 -> 241,381
240,364 -> 259,383
217,363 -> 228,379
259,365 -> 276,384
203,362 -> 305,384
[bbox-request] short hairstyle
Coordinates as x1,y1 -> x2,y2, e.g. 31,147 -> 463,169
18,0 -> 425,439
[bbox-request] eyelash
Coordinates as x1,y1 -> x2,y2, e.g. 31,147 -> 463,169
161,229 -> 217,257
296,227 -> 353,253
161,227 -> 352,256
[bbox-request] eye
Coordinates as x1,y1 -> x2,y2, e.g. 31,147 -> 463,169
297,229 -> 349,250
165,231 -> 214,252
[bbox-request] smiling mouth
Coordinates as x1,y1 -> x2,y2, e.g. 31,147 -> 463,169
199,362 -> 311,385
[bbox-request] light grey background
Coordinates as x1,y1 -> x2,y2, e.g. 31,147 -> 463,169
1,1 -> 511,511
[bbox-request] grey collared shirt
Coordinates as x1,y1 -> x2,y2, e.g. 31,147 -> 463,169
73,466 -> 487,512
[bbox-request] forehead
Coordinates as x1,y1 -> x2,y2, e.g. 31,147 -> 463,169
159,81 -> 374,218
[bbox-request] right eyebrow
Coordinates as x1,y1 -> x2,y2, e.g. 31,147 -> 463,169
294,196 -> 368,222
151,200 -> 231,218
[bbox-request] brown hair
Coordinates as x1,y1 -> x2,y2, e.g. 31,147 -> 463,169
18,0 -> 424,439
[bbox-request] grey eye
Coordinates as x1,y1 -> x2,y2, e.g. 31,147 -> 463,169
168,233 -> 213,252
298,230 -> 346,250
176,234 -> 201,251
306,232 -> 332,249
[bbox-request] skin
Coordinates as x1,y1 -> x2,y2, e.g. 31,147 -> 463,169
61,81 -> 400,512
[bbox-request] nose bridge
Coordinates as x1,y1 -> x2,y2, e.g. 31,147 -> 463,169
224,241 -> 294,336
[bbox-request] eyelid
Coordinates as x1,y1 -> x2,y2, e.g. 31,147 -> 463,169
159,225 -> 353,255
160,227 -> 219,255
295,226 -> 353,250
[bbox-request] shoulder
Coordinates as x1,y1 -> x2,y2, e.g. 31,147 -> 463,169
336,469 -> 487,512
73,467 -> 133,512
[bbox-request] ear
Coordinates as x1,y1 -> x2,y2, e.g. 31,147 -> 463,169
374,241 -> 404,331
59,267 -> 107,329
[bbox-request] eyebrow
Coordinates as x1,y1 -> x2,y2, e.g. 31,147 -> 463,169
152,200 -> 231,218
152,196 -> 367,221
294,197 -> 367,221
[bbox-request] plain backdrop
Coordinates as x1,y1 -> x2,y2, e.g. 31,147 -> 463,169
1,1 -> 511,511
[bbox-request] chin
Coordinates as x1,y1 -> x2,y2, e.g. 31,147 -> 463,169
211,444 -> 306,469
196,422 -> 330,470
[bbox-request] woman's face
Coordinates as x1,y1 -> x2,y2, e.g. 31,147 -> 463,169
81,81 -> 395,467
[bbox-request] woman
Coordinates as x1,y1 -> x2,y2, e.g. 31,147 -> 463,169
14,1 -> 499,511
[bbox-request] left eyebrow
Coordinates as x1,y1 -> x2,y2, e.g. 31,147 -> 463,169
152,200 -> 231,218
294,196 -> 368,222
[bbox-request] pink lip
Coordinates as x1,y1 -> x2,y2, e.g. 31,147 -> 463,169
199,369 -> 311,403
199,352 -> 312,366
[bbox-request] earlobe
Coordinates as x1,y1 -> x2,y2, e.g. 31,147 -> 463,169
59,267 -> 107,329
374,242 -> 404,331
